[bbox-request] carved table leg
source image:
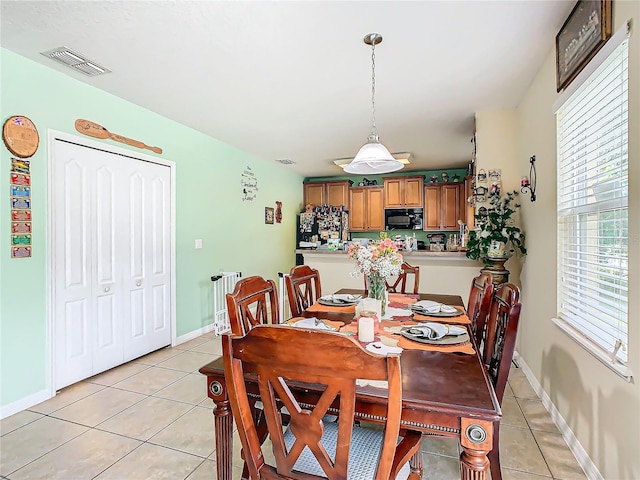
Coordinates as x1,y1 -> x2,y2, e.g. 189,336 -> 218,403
459,418 -> 493,480
210,380 -> 233,480
409,450 -> 424,478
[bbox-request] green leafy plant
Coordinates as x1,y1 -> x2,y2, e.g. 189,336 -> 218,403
466,190 -> 527,264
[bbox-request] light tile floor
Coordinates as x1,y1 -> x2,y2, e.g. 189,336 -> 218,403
0,332 -> 587,479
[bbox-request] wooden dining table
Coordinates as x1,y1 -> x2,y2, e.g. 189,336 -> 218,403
199,290 -> 501,480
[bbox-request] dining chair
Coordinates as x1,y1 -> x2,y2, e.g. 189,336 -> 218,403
467,272 -> 494,348
285,265 -> 322,317
482,282 -> 522,480
226,275 -> 280,336
364,261 -> 420,295
223,325 -> 422,480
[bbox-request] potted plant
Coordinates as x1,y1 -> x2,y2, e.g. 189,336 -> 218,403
465,190 -> 527,266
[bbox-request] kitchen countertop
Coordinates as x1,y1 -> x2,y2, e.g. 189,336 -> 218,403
295,249 -> 474,260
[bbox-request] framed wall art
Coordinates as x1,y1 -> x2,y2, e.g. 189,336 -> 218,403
265,207 -> 274,225
556,0 -> 612,92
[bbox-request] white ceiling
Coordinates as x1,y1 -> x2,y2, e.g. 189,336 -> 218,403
1,1 -> 574,177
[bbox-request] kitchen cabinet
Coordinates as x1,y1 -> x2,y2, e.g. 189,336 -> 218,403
424,183 -> 466,231
349,186 -> 384,231
303,180 -> 351,209
383,175 -> 425,208
464,175 -> 475,229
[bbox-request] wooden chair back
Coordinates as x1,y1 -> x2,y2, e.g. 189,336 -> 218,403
364,261 -> 420,295
482,283 -> 521,402
481,282 -> 521,480
285,265 -> 322,317
223,325 -> 420,480
467,272 -> 494,347
226,276 -> 279,336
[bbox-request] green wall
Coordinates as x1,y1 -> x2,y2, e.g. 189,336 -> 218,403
0,49 -> 302,409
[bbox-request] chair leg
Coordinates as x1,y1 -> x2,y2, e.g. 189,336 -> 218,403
488,421 -> 502,480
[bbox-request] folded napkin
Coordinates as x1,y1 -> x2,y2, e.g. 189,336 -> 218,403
288,317 -> 336,331
405,323 -> 448,340
411,300 -> 458,314
319,294 -> 361,303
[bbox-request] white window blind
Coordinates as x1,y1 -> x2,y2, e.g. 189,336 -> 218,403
556,36 -> 628,365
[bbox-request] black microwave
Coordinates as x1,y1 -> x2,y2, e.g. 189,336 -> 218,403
384,208 -> 423,230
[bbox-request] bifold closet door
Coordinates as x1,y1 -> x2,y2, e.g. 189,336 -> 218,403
53,140 -> 171,389
122,157 -> 171,361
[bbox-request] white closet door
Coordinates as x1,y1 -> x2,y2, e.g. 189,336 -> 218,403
53,139 -> 171,389
123,159 -> 171,360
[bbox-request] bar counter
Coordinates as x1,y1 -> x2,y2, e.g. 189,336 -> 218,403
296,249 -> 481,301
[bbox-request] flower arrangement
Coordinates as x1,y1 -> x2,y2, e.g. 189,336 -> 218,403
465,190 -> 527,264
347,237 -> 403,279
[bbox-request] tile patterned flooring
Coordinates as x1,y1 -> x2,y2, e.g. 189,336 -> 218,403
0,332 -> 587,479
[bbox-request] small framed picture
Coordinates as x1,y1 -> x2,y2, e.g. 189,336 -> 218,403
265,207 -> 274,224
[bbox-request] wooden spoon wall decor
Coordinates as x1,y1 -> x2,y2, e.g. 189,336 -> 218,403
74,119 -> 163,154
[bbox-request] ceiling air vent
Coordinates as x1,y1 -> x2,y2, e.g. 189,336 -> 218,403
276,159 -> 296,165
40,47 -> 111,76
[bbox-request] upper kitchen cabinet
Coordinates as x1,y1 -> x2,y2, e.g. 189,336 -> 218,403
349,186 -> 384,232
383,175 -> 425,208
424,183 -> 466,231
303,180 -> 352,209
463,176 -> 475,229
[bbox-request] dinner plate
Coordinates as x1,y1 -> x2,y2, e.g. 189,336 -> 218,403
409,308 -> 463,318
400,327 -> 470,345
318,298 -> 359,307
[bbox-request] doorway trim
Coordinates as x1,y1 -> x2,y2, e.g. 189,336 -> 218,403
46,129 -> 177,397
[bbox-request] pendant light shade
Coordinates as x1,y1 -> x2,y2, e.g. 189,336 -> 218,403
344,33 -> 404,175
344,136 -> 403,174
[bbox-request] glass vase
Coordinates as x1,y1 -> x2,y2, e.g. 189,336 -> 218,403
367,274 -> 387,317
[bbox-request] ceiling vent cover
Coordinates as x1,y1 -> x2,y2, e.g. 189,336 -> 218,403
40,47 -> 111,76
276,159 -> 296,165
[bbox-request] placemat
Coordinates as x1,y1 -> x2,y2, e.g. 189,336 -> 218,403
305,301 -> 356,313
342,320 -> 474,355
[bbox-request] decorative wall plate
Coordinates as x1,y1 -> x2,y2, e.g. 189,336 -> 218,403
3,116 -> 39,158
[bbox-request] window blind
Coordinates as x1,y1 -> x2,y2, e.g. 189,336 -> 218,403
556,37 -> 628,364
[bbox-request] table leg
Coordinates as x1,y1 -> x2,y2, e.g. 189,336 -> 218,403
409,450 -> 423,478
211,392 -> 233,480
459,418 -> 492,480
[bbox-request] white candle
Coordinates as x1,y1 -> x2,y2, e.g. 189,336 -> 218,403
358,316 -> 375,343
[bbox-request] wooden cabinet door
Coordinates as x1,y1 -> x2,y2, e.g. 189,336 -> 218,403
326,181 -> 350,209
383,178 -> 403,208
424,185 -> 441,230
303,183 -> 325,207
464,176 -> 475,229
367,187 -> 385,231
349,188 -> 366,231
441,184 -> 461,230
404,177 -> 424,207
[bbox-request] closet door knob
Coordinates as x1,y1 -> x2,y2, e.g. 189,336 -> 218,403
136,281 -> 142,287
104,287 -> 111,293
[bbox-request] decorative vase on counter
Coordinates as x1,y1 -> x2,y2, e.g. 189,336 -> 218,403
367,275 -> 387,317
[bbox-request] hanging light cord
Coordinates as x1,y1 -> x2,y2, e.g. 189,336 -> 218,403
370,40 -> 377,139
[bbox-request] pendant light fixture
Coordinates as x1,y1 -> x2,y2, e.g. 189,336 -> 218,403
344,33 -> 403,174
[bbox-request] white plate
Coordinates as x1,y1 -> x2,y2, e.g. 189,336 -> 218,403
365,342 -> 403,355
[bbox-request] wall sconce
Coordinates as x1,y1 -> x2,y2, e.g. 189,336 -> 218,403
521,155 -> 537,202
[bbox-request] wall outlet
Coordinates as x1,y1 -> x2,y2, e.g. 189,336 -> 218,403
195,239 -> 203,249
